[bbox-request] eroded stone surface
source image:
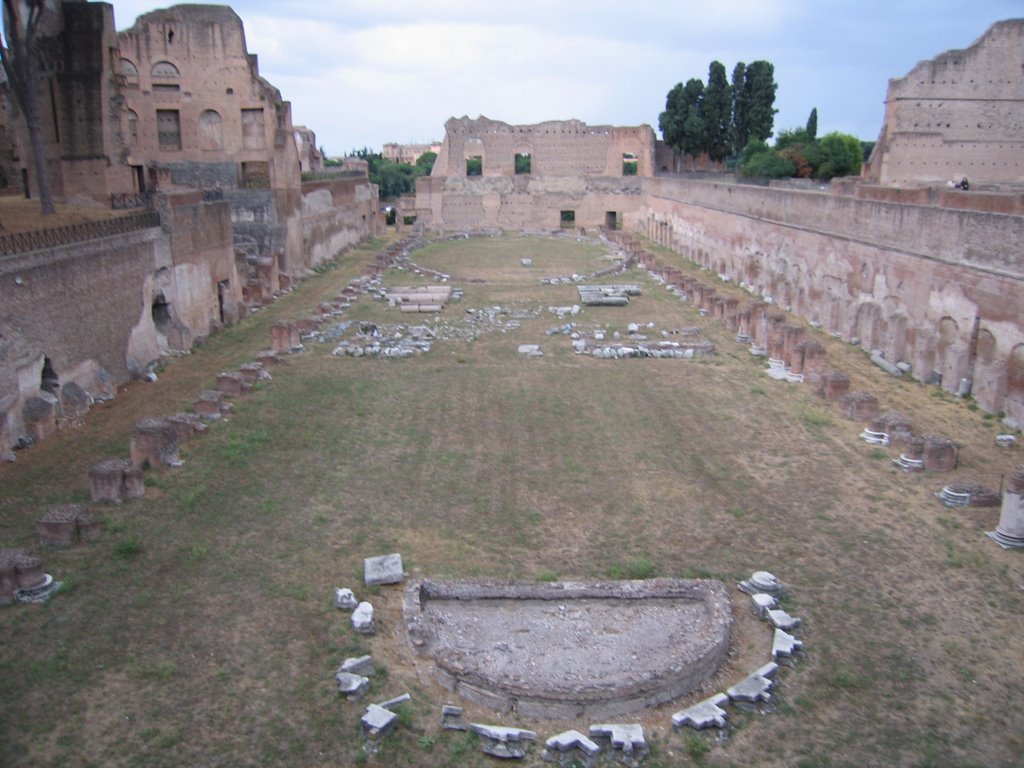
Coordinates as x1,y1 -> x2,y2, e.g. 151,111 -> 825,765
364,553 -> 404,586
405,578 -> 732,719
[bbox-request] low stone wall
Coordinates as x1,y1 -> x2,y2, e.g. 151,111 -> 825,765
639,177 -> 1024,423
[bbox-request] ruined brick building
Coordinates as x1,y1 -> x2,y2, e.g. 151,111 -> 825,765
414,21 -> 1024,424
0,2 -> 378,454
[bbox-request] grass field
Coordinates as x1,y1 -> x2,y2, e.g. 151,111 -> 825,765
1,232 -> 1021,767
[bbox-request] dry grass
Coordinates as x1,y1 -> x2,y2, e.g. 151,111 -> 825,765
0,233 -> 1021,768
0,196 -> 133,234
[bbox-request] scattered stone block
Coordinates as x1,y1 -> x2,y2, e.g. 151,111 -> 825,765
726,662 -> 778,703
60,382 -> 93,422
352,601 -> 375,634
11,552 -> 60,604
542,729 -> 601,767
22,393 -> 58,442
839,391 -> 879,421
364,553 -> 404,586
376,693 -> 411,710
518,344 -> 543,357
470,723 -> 537,759
821,371 -> 850,400
672,692 -> 730,730
336,671 -> 370,700
339,655 -> 374,676
130,417 -> 181,468
767,608 -> 801,630
738,571 -> 785,597
333,587 -> 358,610
749,592 -> 778,617
256,350 -> 280,367
442,704 -> 467,730
588,723 -> 647,765
361,704 -> 398,740
772,628 -> 803,660
36,504 -> 82,547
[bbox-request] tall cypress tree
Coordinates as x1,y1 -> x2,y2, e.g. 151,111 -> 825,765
703,61 -> 731,162
806,107 -> 818,141
730,62 -> 749,156
745,60 -> 778,143
680,78 -> 706,160
658,82 -> 686,158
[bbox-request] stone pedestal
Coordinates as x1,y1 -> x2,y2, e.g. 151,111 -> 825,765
840,391 -> 879,421
131,417 -> 180,468
168,413 -> 208,441
821,371 -> 850,400
36,505 -> 82,547
193,391 -> 224,418
89,458 -> 132,503
988,466 -> 1024,549
217,372 -> 246,398
76,510 -> 102,542
270,321 -> 301,353
14,553 -> 46,590
923,435 -> 958,471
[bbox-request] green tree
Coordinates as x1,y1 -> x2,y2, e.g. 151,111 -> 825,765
805,108 -> 818,141
679,77 -> 706,159
659,81 -> 686,159
815,132 -> 863,179
745,60 -> 778,143
1,0 -> 54,214
740,150 -> 795,180
703,61 -> 731,162
730,62 -> 749,156
415,151 -> 437,175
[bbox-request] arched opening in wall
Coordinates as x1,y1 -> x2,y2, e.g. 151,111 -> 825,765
152,292 -> 173,337
855,302 -> 881,349
936,316 -> 960,383
120,58 -> 139,87
40,357 -> 59,395
975,328 -> 997,366
199,110 -> 223,151
560,210 -> 576,230
1008,344 -> 1024,412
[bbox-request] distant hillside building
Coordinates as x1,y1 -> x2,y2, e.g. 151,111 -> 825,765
382,141 -> 441,165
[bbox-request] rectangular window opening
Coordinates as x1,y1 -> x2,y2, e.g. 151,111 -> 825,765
622,152 -> 638,176
515,152 -> 531,175
156,109 -> 181,151
560,210 -> 576,230
466,156 -> 482,176
605,211 -> 622,230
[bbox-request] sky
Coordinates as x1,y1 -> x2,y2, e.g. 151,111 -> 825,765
108,1 -> 1022,156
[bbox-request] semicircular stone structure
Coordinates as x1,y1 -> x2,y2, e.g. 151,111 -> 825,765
404,578 -> 732,719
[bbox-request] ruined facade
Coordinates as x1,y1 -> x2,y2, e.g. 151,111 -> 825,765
864,19 -> 1024,187
0,3 -> 378,455
413,60 -> 1024,423
416,116 -> 655,230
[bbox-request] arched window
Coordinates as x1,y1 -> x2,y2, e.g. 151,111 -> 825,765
151,61 -> 180,78
199,110 -> 223,151
120,58 -> 139,81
